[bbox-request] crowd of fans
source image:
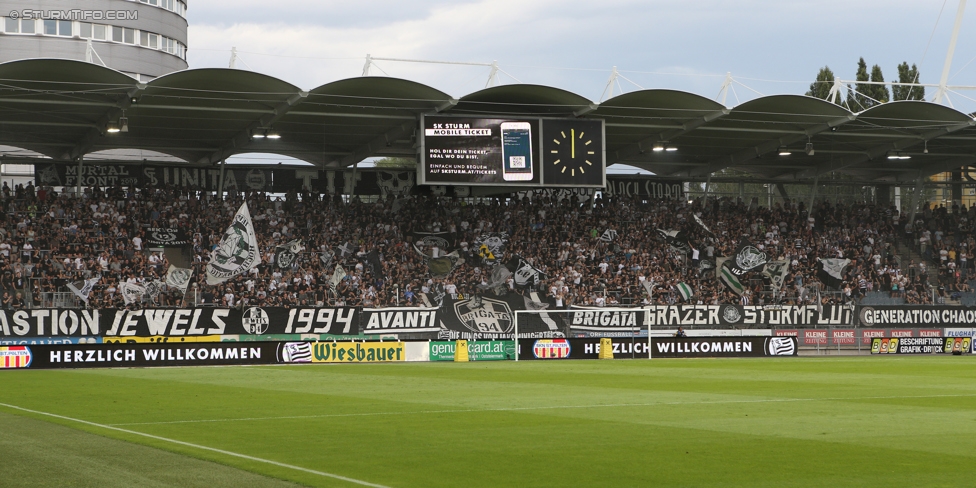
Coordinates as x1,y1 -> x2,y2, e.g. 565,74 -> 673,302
0,179 -> 958,311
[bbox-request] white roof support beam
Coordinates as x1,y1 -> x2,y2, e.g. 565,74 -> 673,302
799,119 -> 976,178
688,114 -> 855,177
611,108 -> 729,165
198,90 -> 309,165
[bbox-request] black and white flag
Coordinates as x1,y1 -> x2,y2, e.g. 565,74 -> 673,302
144,280 -> 164,301
165,265 -> 193,293
119,282 -> 146,305
762,260 -> 790,290
474,232 -> 509,263
275,239 -> 304,270
693,214 -> 716,238
319,250 -> 335,268
479,263 -> 512,295
657,229 -> 692,255
146,227 -> 192,248
817,258 -> 850,289
599,229 -> 619,242
726,239 -> 768,277
330,265 -> 347,294
206,202 -> 260,285
427,251 -> 462,278
506,255 -> 546,288
337,241 -> 357,258
66,277 -> 100,304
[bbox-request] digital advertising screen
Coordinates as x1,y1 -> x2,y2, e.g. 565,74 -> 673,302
421,115 -> 605,188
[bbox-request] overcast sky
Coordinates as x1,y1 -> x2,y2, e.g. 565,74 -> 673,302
184,0 -> 976,112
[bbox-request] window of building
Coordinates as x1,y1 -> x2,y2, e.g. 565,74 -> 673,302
43,20 -> 57,36
59,20 -> 71,36
140,30 -> 148,46
5,17 -> 19,33
21,19 -> 34,34
149,33 -> 158,49
80,22 -> 92,38
93,24 -> 105,40
123,27 -> 134,44
112,25 -> 123,42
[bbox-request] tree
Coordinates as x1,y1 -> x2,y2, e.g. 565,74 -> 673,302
847,57 -> 871,112
867,64 -> 890,105
805,66 -> 842,104
893,62 -> 924,101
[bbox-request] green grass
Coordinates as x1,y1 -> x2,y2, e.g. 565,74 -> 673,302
2,356 -> 976,487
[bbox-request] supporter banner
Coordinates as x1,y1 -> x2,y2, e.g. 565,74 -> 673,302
0,342 -> 278,369
858,306 -> 976,327
602,176 -> 685,200
0,337 -> 101,345
517,336 -> 797,360
870,337 -> 971,354
437,294 -> 565,340
429,340 -> 515,361
34,163 -> 422,196
0,308 -> 359,338
643,305 -> 851,327
361,308 -> 440,335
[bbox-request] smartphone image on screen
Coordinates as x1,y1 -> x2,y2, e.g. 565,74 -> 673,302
500,122 -> 533,181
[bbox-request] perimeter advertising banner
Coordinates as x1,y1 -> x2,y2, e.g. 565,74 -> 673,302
516,336 -> 798,360
870,337 -> 972,354
0,342 -> 279,369
0,307 -> 360,339
428,341 -> 515,361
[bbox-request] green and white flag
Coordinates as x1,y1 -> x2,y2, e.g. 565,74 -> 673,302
206,202 -> 261,285
719,263 -> 746,295
677,282 -> 694,301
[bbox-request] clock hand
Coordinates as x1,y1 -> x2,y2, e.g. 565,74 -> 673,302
571,129 -> 575,159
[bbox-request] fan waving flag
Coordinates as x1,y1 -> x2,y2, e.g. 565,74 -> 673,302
275,239 -> 304,269
206,202 -> 260,285
165,265 -> 193,293
718,262 -> 746,295
677,282 -> 694,301
67,277 -> 100,304
817,258 -> 850,289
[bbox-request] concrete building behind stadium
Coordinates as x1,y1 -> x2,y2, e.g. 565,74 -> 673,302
0,0 -> 187,81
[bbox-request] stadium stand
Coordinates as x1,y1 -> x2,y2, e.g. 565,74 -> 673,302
1,181 -> 960,311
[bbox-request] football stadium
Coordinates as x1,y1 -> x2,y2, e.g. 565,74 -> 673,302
2,1 -> 976,486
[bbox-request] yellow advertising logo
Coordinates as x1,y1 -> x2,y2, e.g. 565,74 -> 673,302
945,338 -> 955,353
962,337 -> 972,353
887,338 -> 899,354
871,338 -> 881,354
312,342 -> 404,363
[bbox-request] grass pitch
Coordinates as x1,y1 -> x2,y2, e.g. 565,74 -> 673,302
2,356 -> 975,487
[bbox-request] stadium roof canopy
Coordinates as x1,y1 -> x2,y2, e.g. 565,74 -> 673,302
2,58 -> 975,183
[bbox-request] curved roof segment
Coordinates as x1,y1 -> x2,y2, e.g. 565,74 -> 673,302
1,59 -> 974,183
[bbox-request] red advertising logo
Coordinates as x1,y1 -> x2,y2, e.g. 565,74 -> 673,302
803,329 -> 827,345
532,339 -> 571,359
891,329 -> 914,338
775,330 -> 799,337
919,329 -> 941,337
0,346 -> 32,368
831,329 -> 856,345
862,329 -> 885,345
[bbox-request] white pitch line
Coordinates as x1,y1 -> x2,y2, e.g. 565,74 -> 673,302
107,393 -> 976,427
0,402 -> 391,488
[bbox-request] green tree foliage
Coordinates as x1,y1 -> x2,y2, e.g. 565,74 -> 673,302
847,57 -> 871,112
893,62 -> 925,101
868,64 -> 890,105
805,66 -> 842,104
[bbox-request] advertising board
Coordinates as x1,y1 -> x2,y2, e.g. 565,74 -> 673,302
306,342 -> 405,363
0,342 -> 279,369
870,337 -> 972,354
428,341 -> 515,361
517,337 -> 797,360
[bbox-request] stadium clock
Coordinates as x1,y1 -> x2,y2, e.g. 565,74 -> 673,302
541,118 -> 605,187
